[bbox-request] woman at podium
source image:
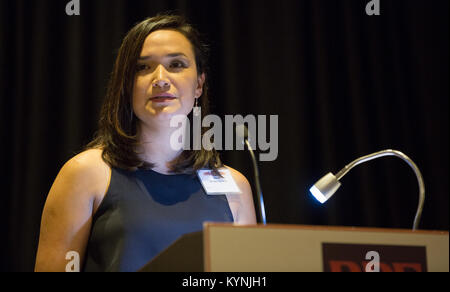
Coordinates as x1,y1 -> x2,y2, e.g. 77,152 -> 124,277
34,14 -> 256,272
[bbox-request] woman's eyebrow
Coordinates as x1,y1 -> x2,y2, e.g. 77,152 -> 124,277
138,52 -> 188,61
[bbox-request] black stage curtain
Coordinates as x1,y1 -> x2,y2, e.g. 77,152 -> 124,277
1,0 -> 448,271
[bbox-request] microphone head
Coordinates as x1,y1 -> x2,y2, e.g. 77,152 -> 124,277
236,124 -> 249,140
309,172 -> 341,204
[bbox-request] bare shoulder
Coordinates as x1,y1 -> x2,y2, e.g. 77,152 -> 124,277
67,148 -> 109,171
59,148 -> 111,201
223,165 -> 251,191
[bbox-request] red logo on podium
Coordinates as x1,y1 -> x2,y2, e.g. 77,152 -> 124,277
322,243 -> 427,272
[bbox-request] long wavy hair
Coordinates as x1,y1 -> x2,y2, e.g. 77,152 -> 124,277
86,14 -> 222,173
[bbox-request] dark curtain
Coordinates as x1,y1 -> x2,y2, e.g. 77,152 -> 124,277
1,0 -> 448,271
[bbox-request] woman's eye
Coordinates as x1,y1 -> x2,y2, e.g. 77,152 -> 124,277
170,61 -> 186,69
137,64 -> 150,71
137,61 -> 186,72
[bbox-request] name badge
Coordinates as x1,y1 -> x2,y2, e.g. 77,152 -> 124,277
197,168 -> 241,195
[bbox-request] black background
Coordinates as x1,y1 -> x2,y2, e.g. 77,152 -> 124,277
1,0 -> 448,271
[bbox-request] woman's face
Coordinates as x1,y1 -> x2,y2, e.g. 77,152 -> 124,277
133,29 -> 205,126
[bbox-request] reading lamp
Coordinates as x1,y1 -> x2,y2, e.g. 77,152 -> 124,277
309,150 -> 425,230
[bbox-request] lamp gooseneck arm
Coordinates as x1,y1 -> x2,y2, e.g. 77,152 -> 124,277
334,150 -> 425,230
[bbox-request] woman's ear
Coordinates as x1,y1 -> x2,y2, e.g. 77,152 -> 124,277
195,73 -> 206,98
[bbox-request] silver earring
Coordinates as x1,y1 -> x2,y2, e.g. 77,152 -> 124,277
193,98 -> 201,117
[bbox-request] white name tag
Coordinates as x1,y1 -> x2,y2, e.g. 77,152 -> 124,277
197,168 -> 241,195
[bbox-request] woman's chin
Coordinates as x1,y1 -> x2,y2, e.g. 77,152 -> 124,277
142,106 -> 190,122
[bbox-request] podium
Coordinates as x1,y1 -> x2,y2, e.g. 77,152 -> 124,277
139,223 -> 449,272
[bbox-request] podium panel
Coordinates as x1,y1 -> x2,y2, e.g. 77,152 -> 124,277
203,223 -> 448,272
139,223 -> 448,272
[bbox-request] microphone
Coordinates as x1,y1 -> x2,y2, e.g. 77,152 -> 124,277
236,124 -> 267,225
309,149 -> 425,230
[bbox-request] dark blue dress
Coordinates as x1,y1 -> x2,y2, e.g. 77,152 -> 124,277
82,167 -> 234,272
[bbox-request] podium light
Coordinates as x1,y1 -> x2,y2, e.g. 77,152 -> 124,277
309,173 -> 341,204
309,150 -> 425,230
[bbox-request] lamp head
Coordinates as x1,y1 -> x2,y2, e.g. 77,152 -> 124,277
309,172 -> 341,204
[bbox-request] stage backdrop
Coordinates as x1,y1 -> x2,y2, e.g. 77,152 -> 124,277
0,0 -> 448,271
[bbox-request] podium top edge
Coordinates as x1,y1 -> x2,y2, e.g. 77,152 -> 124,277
203,222 -> 449,236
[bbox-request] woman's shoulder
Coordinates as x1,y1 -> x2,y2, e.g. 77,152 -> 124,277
223,165 -> 250,186
64,148 -> 110,174
59,148 -> 111,197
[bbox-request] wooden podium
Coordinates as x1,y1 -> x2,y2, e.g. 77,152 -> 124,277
139,223 -> 449,272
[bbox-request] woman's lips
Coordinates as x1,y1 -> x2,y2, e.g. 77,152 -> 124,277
150,96 -> 176,103
149,94 -> 177,103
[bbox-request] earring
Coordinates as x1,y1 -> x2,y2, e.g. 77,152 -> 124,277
193,98 -> 201,117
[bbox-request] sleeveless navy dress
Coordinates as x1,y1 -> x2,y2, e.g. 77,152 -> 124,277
82,167 -> 234,272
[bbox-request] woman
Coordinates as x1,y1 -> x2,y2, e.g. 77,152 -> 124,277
35,14 -> 256,272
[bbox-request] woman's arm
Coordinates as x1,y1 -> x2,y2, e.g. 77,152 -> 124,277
34,150 -> 110,272
225,166 -> 257,225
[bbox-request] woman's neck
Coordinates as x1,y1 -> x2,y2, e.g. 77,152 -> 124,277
137,121 -> 184,174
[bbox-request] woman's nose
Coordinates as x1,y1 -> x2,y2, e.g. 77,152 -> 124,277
152,65 -> 170,89
152,79 -> 170,89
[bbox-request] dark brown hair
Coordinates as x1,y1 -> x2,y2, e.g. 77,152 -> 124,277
87,14 -> 222,173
